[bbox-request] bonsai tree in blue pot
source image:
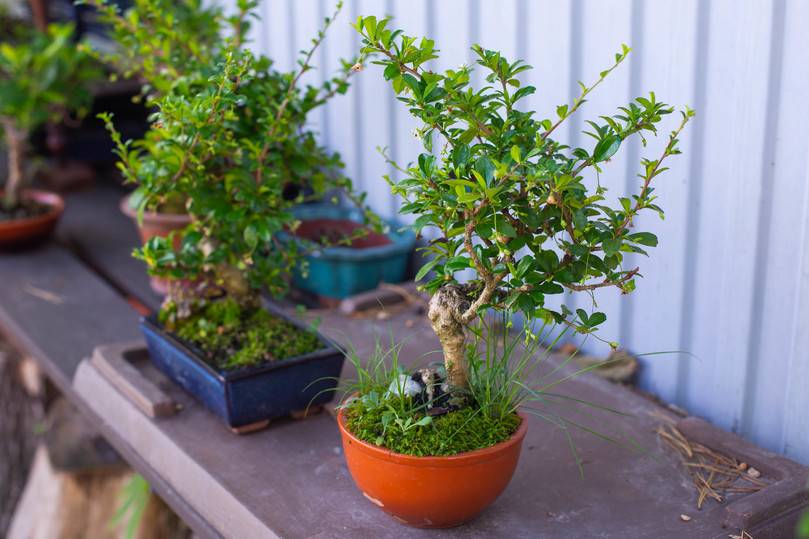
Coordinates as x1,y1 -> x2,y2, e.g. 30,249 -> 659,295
102,2 -> 375,430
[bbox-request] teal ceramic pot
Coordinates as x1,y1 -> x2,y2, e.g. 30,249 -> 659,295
288,204 -> 416,300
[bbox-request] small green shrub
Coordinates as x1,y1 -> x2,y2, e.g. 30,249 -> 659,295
99,1 -> 377,306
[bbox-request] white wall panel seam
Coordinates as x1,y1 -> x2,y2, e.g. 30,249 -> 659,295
739,0 -> 787,439
675,0 -> 711,406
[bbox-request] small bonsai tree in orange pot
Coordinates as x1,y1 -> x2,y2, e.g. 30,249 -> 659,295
337,16 -> 694,527
0,23 -> 99,248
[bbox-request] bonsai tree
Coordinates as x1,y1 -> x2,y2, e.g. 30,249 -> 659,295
92,0 -> 358,216
354,17 -> 694,391
101,3 -> 375,366
0,23 -> 99,211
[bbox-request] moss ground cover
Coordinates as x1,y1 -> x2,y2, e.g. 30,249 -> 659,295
344,395 -> 521,457
167,297 -> 321,371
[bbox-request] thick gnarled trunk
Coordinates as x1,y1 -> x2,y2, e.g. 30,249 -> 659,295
2,119 -> 27,210
428,285 -> 472,389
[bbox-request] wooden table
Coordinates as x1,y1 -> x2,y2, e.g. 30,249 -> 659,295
1,182 -> 807,538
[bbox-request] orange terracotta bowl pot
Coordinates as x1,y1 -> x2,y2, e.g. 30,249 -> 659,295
0,190 -> 64,249
120,195 -> 192,295
337,406 -> 528,528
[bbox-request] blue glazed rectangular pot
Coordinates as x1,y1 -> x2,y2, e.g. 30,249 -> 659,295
140,309 -> 344,428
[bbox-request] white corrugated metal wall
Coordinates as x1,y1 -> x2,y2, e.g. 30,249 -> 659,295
234,0 -> 809,464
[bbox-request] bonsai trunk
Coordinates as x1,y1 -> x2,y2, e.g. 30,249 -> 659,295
2,119 -> 27,211
428,284 -> 472,389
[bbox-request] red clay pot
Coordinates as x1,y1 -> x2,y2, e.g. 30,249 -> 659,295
120,195 -> 192,295
337,406 -> 528,528
0,189 -> 64,249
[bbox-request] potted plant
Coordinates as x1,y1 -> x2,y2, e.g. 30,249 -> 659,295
337,17 -> 695,527
0,23 -> 100,248
287,203 -> 416,302
102,4 -> 375,431
86,0 -> 244,291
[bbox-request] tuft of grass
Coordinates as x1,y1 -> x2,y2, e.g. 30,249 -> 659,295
110,474 -> 150,539
169,297 -> 321,370
345,395 -> 521,457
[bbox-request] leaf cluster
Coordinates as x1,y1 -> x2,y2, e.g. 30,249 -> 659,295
355,16 -> 694,334
81,0 -> 227,99
0,23 -> 101,133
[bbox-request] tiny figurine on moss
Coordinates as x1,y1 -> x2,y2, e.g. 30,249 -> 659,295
0,22 -> 100,247
102,3 -> 378,431
335,16 -> 695,527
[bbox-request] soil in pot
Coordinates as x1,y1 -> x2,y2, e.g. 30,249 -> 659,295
162,297 -> 322,372
0,199 -> 50,222
294,218 -> 392,249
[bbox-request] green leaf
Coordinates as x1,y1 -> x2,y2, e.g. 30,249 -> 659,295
603,238 -> 622,257
474,156 -> 495,183
415,258 -> 439,281
625,232 -> 658,247
445,256 -> 470,272
515,256 -> 532,278
243,225 -> 258,250
452,144 -> 470,168
510,145 -> 521,163
537,250 -> 559,272
496,220 -> 517,238
593,135 -> 621,163
537,282 -> 564,294
383,63 -> 400,80
588,312 -> 607,327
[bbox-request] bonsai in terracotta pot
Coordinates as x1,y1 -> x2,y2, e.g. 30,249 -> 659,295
93,0 -> 372,295
339,16 -> 695,527
0,23 -> 100,248
102,4 -> 375,431
88,0 -> 242,291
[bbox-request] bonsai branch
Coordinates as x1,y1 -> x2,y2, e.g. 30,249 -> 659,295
255,1 -> 345,184
615,113 -> 691,237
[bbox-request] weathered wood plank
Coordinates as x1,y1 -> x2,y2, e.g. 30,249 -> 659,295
58,182 -> 162,312
0,243 -> 143,392
0,238 -> 215,537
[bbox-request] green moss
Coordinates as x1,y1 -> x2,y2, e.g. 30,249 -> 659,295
344,397 -> 522,457
170,297 -> 321,371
